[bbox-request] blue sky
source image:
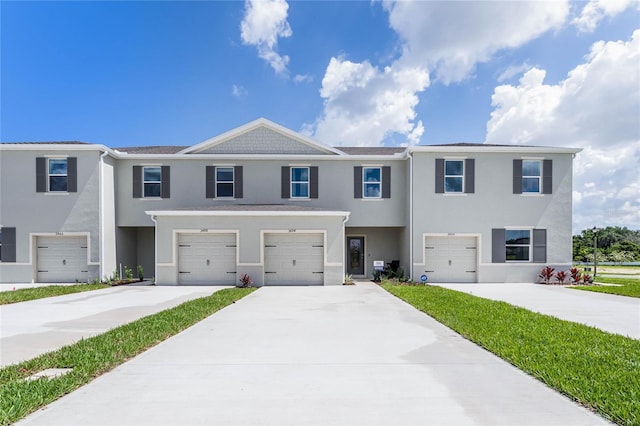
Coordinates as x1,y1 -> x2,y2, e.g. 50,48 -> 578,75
1,0 -> 638,232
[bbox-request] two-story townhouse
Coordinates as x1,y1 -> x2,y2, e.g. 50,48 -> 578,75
0,118 -> 580,285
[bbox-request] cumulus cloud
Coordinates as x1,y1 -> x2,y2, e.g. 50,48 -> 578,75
240,0 -> 292,75
573,0 -> 639,32
486,30 -> 640,231
309,1 -> 569,147
497,62 -> 533,82
231,84 -> 247,98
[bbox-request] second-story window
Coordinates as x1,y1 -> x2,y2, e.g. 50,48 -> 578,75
444,160 -> 464,193
291,167 -> 309,198
216,167 -> 234,197
363,167 -> 381,198
48,158 -> 68,192
522,160 -> 541,193
143,167 -> 162,197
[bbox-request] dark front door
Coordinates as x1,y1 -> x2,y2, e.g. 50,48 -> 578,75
347,237 -> 365,275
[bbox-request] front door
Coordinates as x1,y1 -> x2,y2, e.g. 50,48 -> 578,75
347,237 -> 365,275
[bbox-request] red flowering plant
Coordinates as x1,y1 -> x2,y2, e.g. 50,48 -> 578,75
238,274 -> 253,288
538,266 -> 555,285
555,270 -> 568,285
570,267 -> 582,284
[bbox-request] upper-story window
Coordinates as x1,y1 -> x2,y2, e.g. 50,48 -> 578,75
505,229 -> 531,261
291,167 -> 309,198
143,167 -> 162,197
444,160 -> 464,193
216,167 -> 234,198
363,167 -> 381,198
36,157 -> 77,193
514,159 -> 552,195
133,165 -> 170,199
522,160 -> 541,193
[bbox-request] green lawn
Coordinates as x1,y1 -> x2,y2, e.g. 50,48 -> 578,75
0,284 -> 111,305
384,283 -> 640,425
0,287 -> 254,425
572,277 -> 640,298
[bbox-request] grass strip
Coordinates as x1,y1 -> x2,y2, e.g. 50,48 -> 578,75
0,284 -> 111,305
572,277 -> 640,298
384,284 -> 640,425
0,287 -> 254,425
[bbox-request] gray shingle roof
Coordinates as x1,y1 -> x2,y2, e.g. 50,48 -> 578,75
0,141 -> 90,145
161,204 -> 341,212
114,146 -> 188,154
337,147 -> 406,155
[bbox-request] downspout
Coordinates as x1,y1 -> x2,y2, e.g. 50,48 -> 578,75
407,149 -> 414,281
99,150 -> 109,280
342,212 -> 351,283
150,215 -> 158,285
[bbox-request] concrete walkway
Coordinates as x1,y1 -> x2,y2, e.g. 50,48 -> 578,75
436,283 -> 640,339
0,285 -> 224,367
19,284 -> 607,425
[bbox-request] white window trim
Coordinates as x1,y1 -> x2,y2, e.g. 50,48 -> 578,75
143,166 -> 162,198
362,166 -> 382,199
290,166 -> 310,199
522,159 -> 542,194
444,159 -> 465,194
215,166 -> 235,198
505,228 -> 533,263
47,157 -> 69,193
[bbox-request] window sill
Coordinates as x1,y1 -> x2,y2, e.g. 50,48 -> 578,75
361,197 -> 384,201
138,197 -> 164,200
289,197 -> 312,201
442,193 -> 467,196
520,193 -> 544,197
43,192 -> 70,195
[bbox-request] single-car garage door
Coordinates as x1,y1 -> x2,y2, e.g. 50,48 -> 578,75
264,233 -> 324,286
425,236 -> 477,283
178,233 -> 237,285
37,236 -> 89,283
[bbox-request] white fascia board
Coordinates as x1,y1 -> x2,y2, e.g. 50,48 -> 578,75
115,153 -> 406,161
178,118 -> 345,156
146,210 -> 351,218
0,144 -> 117,155
409,146 -> 583,155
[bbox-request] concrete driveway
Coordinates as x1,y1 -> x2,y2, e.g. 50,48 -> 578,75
19,284 -> 608,425
435,283 -> 640,339
0,285 -> 224,367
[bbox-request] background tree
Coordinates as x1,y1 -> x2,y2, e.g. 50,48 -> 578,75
573,227 -> 640,262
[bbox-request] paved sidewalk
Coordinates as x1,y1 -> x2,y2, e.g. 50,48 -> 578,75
0,285 -> 224,366
19,284 -> 608,425
436,283 -> 640,339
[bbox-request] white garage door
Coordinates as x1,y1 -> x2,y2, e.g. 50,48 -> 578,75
424,236 -> 477,283
264,233 -> 324,286
178,233 -> 237,285
37,236 -> 89,283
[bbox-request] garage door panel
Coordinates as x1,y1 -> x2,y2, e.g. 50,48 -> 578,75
178,233 -> 236,285
425,236 -> 477,283
37,236 -> 89,283
264,233 -> 324,286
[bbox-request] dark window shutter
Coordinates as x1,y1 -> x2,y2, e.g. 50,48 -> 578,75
67,157 -> 77,192
161,166 -> 170,198
281,166 -> 290,199
435,159 -> 444,194
464,159 -> 475,194
132,166 -> 142,198
492,228 -> 506,263
206,166 -> 215,198
310,166 -> 318,199
533,229 -> 547,263
234,166 -> 243,199
382,166 -> 391,199
1,227 -> 16,262
354,166 -> 362,198
513,159 -> 523,194
36,157 -> 47,192
542,159 -> 553,194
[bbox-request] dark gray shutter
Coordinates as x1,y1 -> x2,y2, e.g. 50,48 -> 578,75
435,159 -> 444,194
206,166 -> 215,198
354,166 -> 362,198
281,166 -> 290,198
161,166 -> 170,198
533,229 -> 547,263
310,166 -> 318,199
1,227 -> 16,262
67,157 -> 77,192
234,166 -> 243,199
465,159 -> 475,194
492,228 -> 506,263
36,157 -> 47,192
542,159 -> 553,194
513,159 -> 523,194
132,166 -> 142,198
382,166 -> 391,199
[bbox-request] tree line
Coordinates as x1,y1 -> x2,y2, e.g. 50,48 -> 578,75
573,226 -> 640,262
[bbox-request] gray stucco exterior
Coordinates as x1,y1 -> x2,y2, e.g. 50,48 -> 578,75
0,118 -> 580,285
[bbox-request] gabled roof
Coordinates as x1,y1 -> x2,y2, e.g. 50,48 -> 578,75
178,118 -> 344,156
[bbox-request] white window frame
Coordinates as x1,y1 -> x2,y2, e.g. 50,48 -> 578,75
215,166 -> 235,198
444,160 -> 464,193
362,167 -> 382,199
522,160 -> 542,194
505,229 -> 532,262
48,158 -> 68,192
143,166 -> 162,198
290,166 -> 310,199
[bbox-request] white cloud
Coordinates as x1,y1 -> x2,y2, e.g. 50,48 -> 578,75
497,62 -> 533,82
240,0 -> 292,75
231,84 -> 247,98
486,30 -> 640,231
573,0 -> 639,32
293,74 -> 313,84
